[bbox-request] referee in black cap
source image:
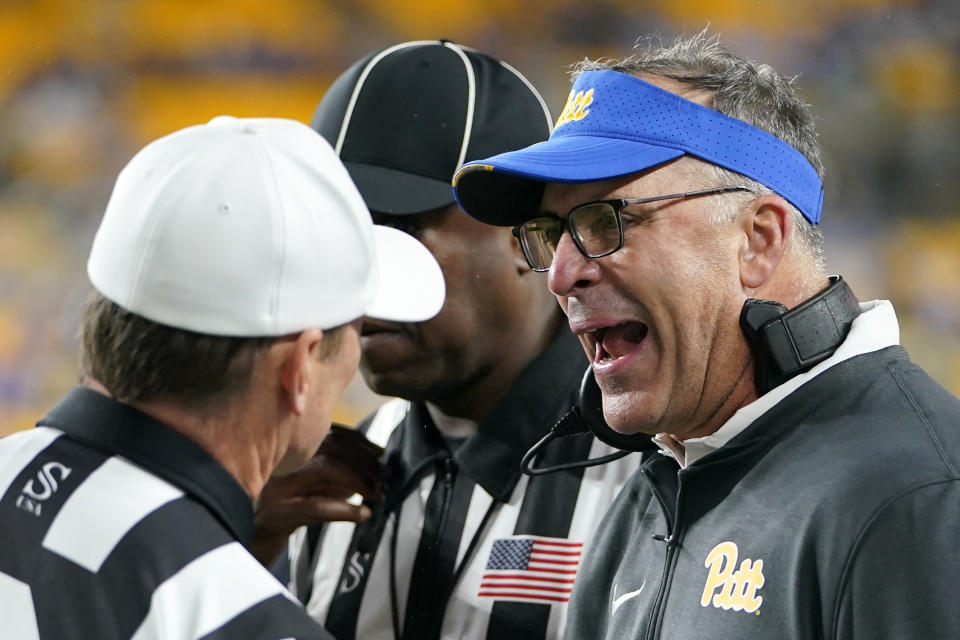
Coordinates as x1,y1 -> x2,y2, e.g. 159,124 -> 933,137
253,41 -> 639,640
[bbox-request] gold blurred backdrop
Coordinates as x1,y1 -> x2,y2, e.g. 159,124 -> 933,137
1,0 -> 958,435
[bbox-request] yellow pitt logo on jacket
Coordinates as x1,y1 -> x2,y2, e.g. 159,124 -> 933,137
555,88 -> 594,128
700,541 -> 765,614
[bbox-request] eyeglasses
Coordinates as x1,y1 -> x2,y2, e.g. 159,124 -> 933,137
512,186 -> 755,272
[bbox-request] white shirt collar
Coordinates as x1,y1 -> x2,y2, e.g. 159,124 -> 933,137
653,300 -> 900,468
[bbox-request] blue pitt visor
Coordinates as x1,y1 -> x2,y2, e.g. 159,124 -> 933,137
452,69 -> 824,226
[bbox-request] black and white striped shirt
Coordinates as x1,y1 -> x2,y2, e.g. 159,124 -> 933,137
288,329 -> 639,639
0,386 -> 331,640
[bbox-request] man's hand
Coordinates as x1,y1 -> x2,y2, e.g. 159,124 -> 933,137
252,424 -> 388,565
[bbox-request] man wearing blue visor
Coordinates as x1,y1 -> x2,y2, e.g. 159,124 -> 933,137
453,33 -> 960,639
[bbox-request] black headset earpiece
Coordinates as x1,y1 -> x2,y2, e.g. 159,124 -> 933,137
740,275 -> 860,395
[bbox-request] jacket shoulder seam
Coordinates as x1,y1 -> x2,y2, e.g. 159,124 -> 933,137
887,364 -> 960,478
830,478 -> 960,637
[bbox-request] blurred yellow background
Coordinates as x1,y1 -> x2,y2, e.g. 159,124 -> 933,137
1,0 -> 958,435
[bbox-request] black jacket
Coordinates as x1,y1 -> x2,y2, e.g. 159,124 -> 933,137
568,346 -> 960,639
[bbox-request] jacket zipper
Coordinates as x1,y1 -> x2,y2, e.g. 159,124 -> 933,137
435,456 -> 456,547
641,467 -> 685,640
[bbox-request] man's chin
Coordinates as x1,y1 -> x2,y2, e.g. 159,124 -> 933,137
358,368 -> 402,397
359,364 -> 428,401
601,394 -> 660,436
359,348 -> 417,381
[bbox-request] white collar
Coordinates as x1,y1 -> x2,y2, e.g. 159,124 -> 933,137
653,300 -> 900,468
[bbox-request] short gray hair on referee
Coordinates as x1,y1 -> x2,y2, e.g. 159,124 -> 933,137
573,30 -> 826,272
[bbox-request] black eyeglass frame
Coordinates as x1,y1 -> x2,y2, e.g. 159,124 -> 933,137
512,185 -> 756,272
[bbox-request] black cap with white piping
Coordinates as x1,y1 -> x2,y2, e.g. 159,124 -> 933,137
311,40 -> 552,215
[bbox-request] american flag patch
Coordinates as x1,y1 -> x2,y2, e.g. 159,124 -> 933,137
477,535 -> 582,604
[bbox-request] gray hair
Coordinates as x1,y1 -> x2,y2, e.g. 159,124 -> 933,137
573,31 -> 826,271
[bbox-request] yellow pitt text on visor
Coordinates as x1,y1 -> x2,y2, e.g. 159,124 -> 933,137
555,88 -> 594,129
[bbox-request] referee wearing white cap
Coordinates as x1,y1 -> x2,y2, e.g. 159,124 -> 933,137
0,116 -> 444,639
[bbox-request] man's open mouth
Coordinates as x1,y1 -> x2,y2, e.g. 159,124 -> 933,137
588,321 -> 649,364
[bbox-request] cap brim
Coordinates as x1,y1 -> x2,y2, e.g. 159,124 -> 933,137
453,135 -> 685,226
366,225 -> 445,323
346,162 -> 455,215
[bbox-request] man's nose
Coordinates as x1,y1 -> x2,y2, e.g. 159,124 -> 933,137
548,231 -> 600,297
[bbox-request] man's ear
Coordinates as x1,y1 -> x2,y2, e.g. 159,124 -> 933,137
280,328 -> 324,416
739,195 -> 793,290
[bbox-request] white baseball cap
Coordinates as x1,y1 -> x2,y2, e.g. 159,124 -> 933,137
87,116 -> 445,336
